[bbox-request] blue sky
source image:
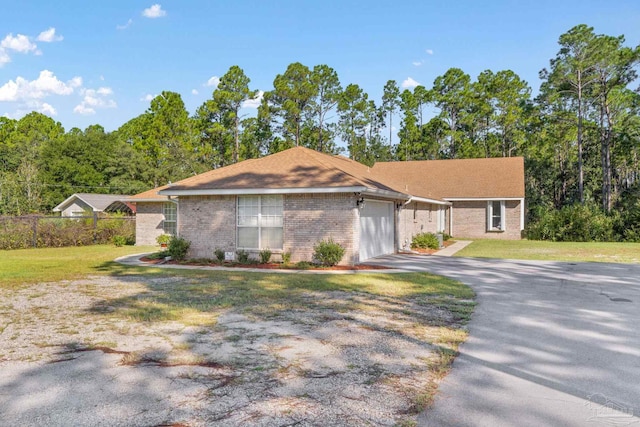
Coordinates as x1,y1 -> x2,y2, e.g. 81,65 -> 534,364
1,0 -> 639,132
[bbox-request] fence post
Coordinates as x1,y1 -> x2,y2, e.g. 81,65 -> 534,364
93,212 -> 98,244
32,216 -> 38,248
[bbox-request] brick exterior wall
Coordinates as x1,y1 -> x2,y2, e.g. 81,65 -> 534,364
397,201 -> 441,250
284,193 -> 358,265
451,200 -> 522,239
175,193 -> 358,264
135,202 -> 165,246
178,195 -> 236,259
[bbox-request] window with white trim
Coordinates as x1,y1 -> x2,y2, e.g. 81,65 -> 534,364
237,195 -> 283,250
163,202 -> 177,235
487,200 -> 505,231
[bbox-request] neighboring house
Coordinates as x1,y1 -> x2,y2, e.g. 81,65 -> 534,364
53,193 -> 134,217
124,185 -> 174,245
129,147 -> 524,265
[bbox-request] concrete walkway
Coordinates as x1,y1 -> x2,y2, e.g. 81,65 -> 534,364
433,240 -> 472,257
369,255 -> 640,427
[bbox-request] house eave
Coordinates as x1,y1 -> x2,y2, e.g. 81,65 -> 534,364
408,196 -> 451,206
124,198 -> 169,203
159,186 -> 410,199
444,197 -> 525,201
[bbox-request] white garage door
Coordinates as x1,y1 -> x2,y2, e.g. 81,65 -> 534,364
359,200 -> 394,261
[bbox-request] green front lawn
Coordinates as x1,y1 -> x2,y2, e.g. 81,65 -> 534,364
454,239 -> 640,263
0,245 -> 156,289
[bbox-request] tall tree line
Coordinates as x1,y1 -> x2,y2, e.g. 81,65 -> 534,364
1,24 -> 639,240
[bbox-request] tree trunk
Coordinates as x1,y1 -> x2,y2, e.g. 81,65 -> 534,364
233,112 -> 239,163
577,71 -> 584,204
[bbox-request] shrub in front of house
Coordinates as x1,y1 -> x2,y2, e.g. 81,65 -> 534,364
236,249 -> 250,264
313,238 -> 346,266
259,249 -> 272,264
281,251 -> 292,265
411,232 -> 440,250
168,236 -> 190,261
214,248 -> 225,263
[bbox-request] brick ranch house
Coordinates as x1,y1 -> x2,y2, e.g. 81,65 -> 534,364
125,147 -> 524,265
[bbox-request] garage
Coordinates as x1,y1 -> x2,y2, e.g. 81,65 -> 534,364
359,199 -> 395,261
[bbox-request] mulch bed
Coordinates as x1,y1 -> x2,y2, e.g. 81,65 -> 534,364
410,240 -> 456,255
139,257 -> 390,270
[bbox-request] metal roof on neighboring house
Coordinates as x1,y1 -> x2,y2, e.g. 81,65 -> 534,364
53,193 -> 133,212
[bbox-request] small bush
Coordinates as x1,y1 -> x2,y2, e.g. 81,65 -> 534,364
313,238 -> 345,266
236,249 -> 250,264
259,249 -> 272,264
294,260 -> 313,270
411,232 -> 440,249
441,233 -> 452,241
214,248 -> 225,263
145,250 -> 170,260
168,236 -> 190,260
112,235 -> 127,247
281,251 -> 291,264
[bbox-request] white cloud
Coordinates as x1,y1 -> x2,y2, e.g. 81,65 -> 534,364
412,60 -> 424,67
116,19 -> 133,30
73,104 -> 95,115
242,90 -> 264,109
1,33 -> 37,53
37,27 -> 63,43
191,89 -> 198,95
99,75 -> 105,81
0,70 -> 81,101
74,87 -> 116,115
401,77 -> 420,89
0,49 -> 10,66
141,93 -> 156,101
69,76 -> 83,88
205,76 -> 220,87
426,49 -> 434,55
142,4 -> 166,18
39,102 -> 56,115
97,87 -> 113,96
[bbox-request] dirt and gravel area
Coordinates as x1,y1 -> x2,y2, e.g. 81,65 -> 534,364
0,273 -> 473,426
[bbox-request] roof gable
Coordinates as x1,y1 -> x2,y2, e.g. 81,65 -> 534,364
53,193 -> 131,212
160,147 -> 409,196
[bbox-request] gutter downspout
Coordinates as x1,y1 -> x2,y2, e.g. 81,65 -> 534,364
400,197 -> 413,251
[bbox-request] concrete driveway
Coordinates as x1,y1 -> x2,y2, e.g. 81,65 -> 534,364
371,255 -> 640,427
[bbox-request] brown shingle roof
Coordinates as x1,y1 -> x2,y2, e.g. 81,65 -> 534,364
132,148 -> 524,202
161,147 -> 410,195
128,184 -> 171,201
372,157 -> 525,199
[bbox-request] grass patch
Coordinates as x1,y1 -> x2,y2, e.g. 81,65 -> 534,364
455,240 -> 640,263
0,245 -> 156,289
98,270 -> 474,325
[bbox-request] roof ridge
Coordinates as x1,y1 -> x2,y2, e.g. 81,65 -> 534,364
303,148 -> 379,188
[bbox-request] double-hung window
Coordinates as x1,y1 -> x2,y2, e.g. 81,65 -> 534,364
487,200 -> 505,231
163,202 -> 177,235
237,195 -> 283,250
